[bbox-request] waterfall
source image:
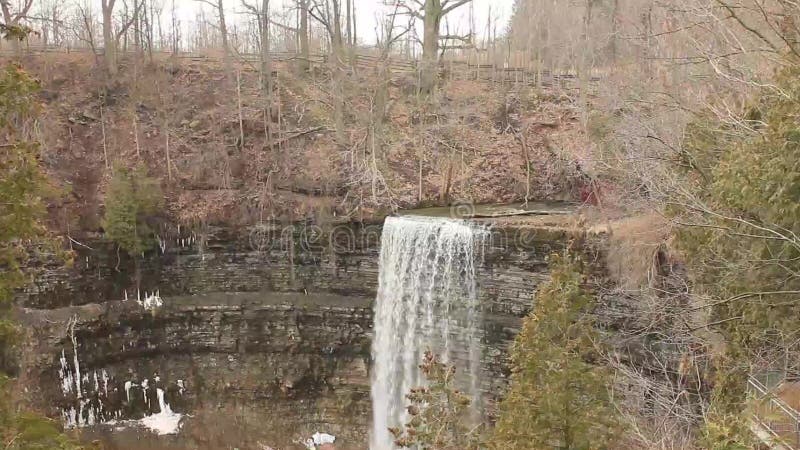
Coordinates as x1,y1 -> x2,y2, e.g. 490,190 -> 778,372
370,216 -> 487,450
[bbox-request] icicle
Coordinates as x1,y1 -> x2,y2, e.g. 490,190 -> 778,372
102,370 -> 109,396
86,401 -> 96,426
137,291 -> 163,310
142,379 -> 150,408
124,381 -> 133,403
71,329 -> 82,400
59,349 -> 73,395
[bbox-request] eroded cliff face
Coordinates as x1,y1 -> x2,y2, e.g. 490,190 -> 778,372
21,223 -> 383,309
20,292 -> 373,449
17,218 -> 588,449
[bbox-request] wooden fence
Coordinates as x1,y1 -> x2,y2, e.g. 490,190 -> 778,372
750,376 -> 800,449
0,44 -> 596,87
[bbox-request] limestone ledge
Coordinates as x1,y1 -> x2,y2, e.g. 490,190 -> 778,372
20,222 -> 577,318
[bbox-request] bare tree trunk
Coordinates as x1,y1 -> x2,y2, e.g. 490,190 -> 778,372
345,0 -> 352,46
146,0 -> 155,60
165,129 -> 172,181
351,0 -> 356,46
237,69 -> 245,148
133,0 -> 141,52
260,0 -> 273,143
610,0 -> 619,63
102,0 -> 118,75
644,2 -> 654,77
418,146 -> 423,203
216,0 -> 232,75
328,0 -> 348,145
53,5 -> 61,46
345,0 -> 356,70
100,104 -> 109,169
260,0 -> 272,96
298,0 -> 310,71
171,0 -> 178,54
420,0 -> 443,95
157,4 -> 164,49
133,109 -> 141,157
578,0 -> 594,127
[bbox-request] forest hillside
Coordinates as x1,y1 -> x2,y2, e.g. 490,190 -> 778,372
5,50 -> 589,233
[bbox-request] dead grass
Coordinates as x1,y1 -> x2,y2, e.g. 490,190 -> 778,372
4,51 -> 589,233
605,213 -> 672,291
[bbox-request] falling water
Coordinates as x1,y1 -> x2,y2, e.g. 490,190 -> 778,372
370,215 -> 487,450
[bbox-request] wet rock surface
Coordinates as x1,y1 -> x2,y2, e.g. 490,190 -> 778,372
20,292 -> 373,448
16,219 -> 590,448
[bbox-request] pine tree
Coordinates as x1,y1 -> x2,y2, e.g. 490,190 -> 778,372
0,63 -> 82,449
391,351 -> 483,450
103,164 -> 163,256
490,254 -> 620,450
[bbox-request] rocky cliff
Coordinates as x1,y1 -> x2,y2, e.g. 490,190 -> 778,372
17,214 -> 593,449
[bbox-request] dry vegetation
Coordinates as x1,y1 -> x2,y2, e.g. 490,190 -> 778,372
7,0 -> 800,447
3,50 -> 587,234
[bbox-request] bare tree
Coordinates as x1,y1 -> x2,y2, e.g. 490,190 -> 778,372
195,0 -> 231,76
394,0 -> 473,95
242,0 -> 272,97
72,2 -> 99,58
308,0 -> 347,145
101,0 -> 141,76
298,0 -> 310,70
364,5 -> 410,202
1,0 -> 35,53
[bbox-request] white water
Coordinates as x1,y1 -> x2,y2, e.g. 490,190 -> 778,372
370,216 -> 487,450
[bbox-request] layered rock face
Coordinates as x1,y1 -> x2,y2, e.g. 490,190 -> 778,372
21,292 -> 373,449
22,223 -> 383,309
18,220 -> 582,449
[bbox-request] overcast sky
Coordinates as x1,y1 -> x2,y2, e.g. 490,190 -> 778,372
166,0 -> 513,46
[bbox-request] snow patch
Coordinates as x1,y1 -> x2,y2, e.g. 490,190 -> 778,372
305,432 -> 336,449
138,388 -> 183,435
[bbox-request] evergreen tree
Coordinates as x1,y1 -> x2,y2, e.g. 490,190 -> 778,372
0,63 -> 82,449
672,63 -> 800,447
102,164 -> 163,256
391,351 -> 482,450
490,254 -> 620,450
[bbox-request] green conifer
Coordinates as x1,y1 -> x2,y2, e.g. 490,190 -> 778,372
491,254 -> 620,450
0,63 -> 82,449
102,164 -> 163,256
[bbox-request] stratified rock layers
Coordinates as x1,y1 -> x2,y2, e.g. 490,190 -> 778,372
18,221 -> 579,448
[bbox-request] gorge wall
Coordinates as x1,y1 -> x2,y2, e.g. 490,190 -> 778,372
16,215 -> 593,449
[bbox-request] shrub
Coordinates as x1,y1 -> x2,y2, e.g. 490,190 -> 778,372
103,164 -> 163,256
